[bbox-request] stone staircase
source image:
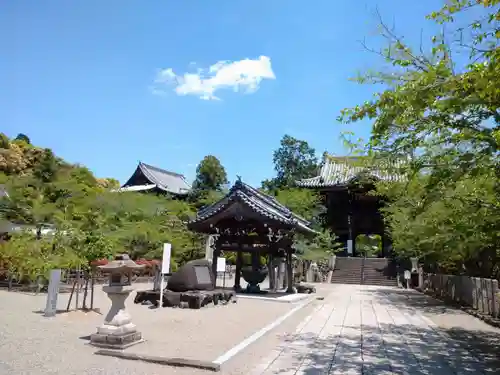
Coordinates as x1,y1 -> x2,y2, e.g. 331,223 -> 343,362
330,257 -> 364,284
331,257 -> 398,287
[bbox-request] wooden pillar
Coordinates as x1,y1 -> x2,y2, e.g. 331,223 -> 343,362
234,250 -> 243,291
211,245 -> 219,288
381,234 -> 393,258
251,250 -> 260,271
268,253 -> 275,291
286,249 -> 295,293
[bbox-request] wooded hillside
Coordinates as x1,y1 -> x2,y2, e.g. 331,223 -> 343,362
0,132 -> 331,280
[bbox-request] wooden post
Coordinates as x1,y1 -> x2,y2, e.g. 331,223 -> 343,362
82,275 -> 89,310
286,250 -> 294,293
66,279 -> 76,312
75,267 -> 81,310
268,253 -> 275,291
211,248 -> 219,288
90,267 -> 95,310
234,250 -> 242,291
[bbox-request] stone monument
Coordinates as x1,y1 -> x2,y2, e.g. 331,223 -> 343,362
134,259 -> 235,309
90,254 -> 145,349
167,259 -> 215,292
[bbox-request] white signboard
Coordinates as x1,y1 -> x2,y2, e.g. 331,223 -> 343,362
159,243 -> 171,310
404,270 -> 411,280
216,257 -> 226,273
44,269 -> 61,317
161,243 -> 171,274
347,240 -> 353,255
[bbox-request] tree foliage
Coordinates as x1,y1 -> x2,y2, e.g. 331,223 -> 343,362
192,155 -> 228,192
0,134 -> 204,280
339,1 -> 500,276
190,155 -> 229,206
14,133 -> 31,145
262,135 -> 318,192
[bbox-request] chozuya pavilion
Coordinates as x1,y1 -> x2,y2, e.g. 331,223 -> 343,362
187,178 -> 316,294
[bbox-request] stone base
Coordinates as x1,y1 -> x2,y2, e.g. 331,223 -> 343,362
242,284 -> 268,294
134,289 -> 236,309
90,331 -> 144,350
295,283 -> 316,294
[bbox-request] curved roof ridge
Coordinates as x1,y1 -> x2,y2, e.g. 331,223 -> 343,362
240,182 -> 293,217
188,179 -> 315,234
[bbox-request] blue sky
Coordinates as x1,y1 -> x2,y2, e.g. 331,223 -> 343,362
1,1 -> 445,187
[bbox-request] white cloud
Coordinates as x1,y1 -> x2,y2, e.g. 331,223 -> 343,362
153,56 -> 276,100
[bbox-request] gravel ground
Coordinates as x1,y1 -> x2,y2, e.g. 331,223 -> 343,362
0,281 -> 321,375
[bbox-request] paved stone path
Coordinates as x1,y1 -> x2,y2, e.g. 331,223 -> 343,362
249,284 -> 498,375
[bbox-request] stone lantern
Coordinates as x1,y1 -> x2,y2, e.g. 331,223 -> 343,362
90,254 -> 145,349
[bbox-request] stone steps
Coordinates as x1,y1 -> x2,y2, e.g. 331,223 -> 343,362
331,257 -> 398,286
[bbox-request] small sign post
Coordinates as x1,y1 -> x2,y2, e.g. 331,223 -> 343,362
44,269 -> 62,317
217,257 -> 226,288
158,243 -> 171,309
347,240 -> 353,255
404,270 -> 411,289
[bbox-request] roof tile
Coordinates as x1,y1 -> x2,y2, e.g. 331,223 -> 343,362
122,162 -> 191,195
297,155 -> 404,187
188,180 -> 315,234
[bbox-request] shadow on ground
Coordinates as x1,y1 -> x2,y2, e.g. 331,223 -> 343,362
366,287 -> 461,316
264,287 -> 500,374
269,323 -> 499,374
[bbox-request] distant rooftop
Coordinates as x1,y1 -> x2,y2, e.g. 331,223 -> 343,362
119,162 -> 191,195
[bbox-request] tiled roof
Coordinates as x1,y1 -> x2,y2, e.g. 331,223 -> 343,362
188,179 -> 316,234
297,154 -> 404,188
122,162 -> 191,195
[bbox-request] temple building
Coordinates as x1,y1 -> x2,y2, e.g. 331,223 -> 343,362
296,153 -> 403,257
117,162 -> 191,197
188,178 -> 316,293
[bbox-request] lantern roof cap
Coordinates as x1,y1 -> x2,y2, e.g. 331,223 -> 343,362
98,254 -> 145,273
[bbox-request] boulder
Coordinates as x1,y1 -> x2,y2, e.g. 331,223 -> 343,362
167,259 -> 215,293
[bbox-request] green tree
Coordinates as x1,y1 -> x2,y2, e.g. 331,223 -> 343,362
191,155 -> 229,205
0,133 -> 9,149
14,133 -> 31,145
192,155 -> 228,191
338,1 -> 500,276
262,135 -> 318,192
32,149 -> 59,183
274,187 -> 341,260
275,188 -> 324,225
0,176 -> 57,238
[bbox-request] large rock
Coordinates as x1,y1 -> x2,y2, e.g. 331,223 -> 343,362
166,259 -> 215,293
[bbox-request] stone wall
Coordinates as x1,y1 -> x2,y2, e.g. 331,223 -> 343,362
422,273 -> 500,318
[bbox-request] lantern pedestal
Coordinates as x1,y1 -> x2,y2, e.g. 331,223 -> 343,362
90,285 -> 143,349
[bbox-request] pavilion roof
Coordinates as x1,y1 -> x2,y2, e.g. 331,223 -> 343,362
187,179 -> 316,235
296,154 -> 405,188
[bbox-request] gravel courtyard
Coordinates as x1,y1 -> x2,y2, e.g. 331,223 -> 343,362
0,281 -> 313,375
2,282 -> 498,375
